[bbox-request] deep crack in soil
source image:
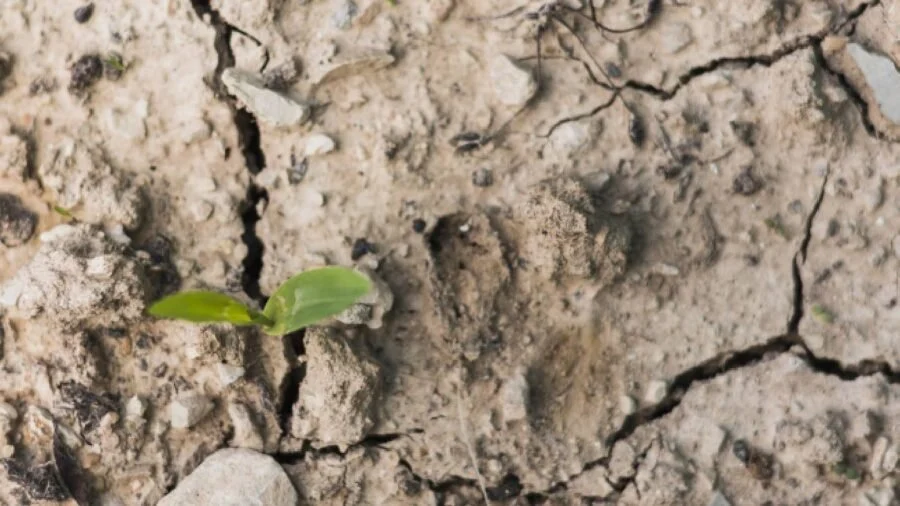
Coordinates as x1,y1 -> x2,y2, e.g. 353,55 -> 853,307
189,0 -> 268,305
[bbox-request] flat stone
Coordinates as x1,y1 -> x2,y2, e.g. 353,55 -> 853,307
847,43 -> 900,125
489,53 -> 537,107
222,68 -> 310,127
216,363 -> 245,387
170,393 -> 214,429
158,448 -> 297,506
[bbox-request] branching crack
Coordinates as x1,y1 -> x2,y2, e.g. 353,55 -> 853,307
617,0 -> 878,100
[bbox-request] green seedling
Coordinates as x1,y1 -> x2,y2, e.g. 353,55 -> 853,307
811,304 -> 835,324
763,215 -> 790,240
104,52 -> 126,72
148,266 -> 371,335
52,205 -> 73,218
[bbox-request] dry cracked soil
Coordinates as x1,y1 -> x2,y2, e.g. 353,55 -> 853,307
0,0 -> 899,505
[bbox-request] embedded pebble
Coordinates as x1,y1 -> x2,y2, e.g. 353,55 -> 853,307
501,372 -> 529,423
847,43 -> 900,124
216,363 -> 245,387
158,449 -> 297,506
222,68 -> 310,127
170,393 -> 214,429
302,133 -> 336,157
489,53 -> 537,108
311,49 -> 395,87
644,380 -> 669,404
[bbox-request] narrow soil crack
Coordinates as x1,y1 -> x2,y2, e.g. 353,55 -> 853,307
788,168 -> 829,333
618,0 -> 879,100
189,0 -> 268,304
272,430 -> 425,464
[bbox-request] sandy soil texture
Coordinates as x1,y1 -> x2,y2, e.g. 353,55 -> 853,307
0,0 -> 898,504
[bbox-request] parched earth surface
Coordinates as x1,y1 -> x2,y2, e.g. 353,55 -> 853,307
0,0 -> 899,505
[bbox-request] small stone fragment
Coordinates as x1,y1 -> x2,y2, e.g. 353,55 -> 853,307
216,363 -> 245,387
125,396 -> 146,421
472,167 -> 494,187
582,171 -> 611,193
0,194 -> 36,246
847,43 -> 900,124
335,268 -> 393,329
302,133 -> 336,157
222,68 -> 310,127
489,54 -> 537,108
332,0 -> 358,29
619,395 -> 637,415
74,3 -> 94,23
644,380 -> 669,404
500,372 -> 529,423
158,449 -> 297,506
170,393 -> 214,429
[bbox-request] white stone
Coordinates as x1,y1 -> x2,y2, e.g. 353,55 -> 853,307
302,134 -> 336,157
222,68 -> 310,127
170,393 -> 214,429
86,255 -> 118,279
644,380 -> 669,404
848,44 -> 900,124
158,448 -> 297,506
501,371 -> 529,423
549,121 -> 591,155
126,396 -> 146,420
619,395 -> 637,415
489,54 -> 537,108
0,402 -> 18,420
216,363 -> 245,387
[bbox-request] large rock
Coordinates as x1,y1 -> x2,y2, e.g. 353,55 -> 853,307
290,328 -> 382,449
0,223 -> 149,326
158,448 -> 297,506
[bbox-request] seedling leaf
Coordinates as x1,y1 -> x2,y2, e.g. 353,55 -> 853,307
262,266 -> 371,335
148,291 -> 269,326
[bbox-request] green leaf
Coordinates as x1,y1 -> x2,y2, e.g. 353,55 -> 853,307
263,266 -> 371,335
148,291 -> 270,326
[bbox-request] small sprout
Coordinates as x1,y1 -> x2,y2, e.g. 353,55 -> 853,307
103,52 -> 126,80
832,461 -> 860,480
52,205 -> 73,218
148,266 -> 371,336
811,304 -> 835,324
386,0 -> 397,5
764,215 -> 789,239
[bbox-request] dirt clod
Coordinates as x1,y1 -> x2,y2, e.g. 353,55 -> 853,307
732,167 -> 762,195
68,54 -> 103,94
73,3 -> 94,23
0,194 -> 36,246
